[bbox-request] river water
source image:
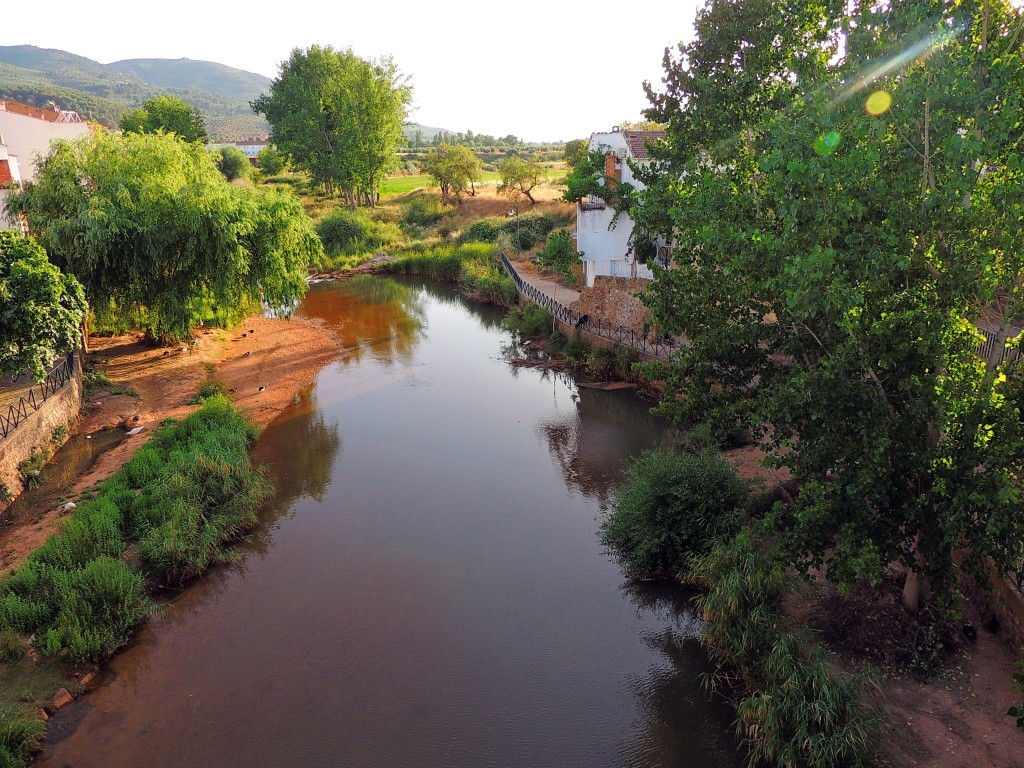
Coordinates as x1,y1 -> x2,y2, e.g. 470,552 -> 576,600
38,277 -> 739,768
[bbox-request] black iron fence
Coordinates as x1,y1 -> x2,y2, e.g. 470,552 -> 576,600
500,253 -> 679,361
0,352 -> 76,439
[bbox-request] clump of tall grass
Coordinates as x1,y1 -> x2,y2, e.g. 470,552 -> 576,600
691,525 -> 881,768
381,242 -> 517,306
316,208 -> 403,270
0,705 -> 45,768
0,396 -> 267,664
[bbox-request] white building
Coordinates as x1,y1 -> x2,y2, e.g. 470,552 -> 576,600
0,140 -> 26,232
575,127 -> 668,288
0,100 -> 90,183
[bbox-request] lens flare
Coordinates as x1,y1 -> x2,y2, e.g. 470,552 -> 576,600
814,131 -> 842,155
865,91 -> 893,116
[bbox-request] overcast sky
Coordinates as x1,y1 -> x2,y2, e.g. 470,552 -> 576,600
7,0 -> 701,142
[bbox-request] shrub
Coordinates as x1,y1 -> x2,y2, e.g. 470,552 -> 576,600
459,218 -> 503,244
599,449 -> 746,578
0,631 -> 23,664
403,194 -> 449,226
317,209 -> 402,258
502,305 -> 552,339
535,230 -> 579,284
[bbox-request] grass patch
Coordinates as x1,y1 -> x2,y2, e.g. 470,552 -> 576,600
188,377 -> 230,404
0,396 -> 269,765
82,370 -> 139,399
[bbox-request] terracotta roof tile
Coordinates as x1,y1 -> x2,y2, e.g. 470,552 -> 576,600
0,160 -> 13,186
622,130 -> 666,161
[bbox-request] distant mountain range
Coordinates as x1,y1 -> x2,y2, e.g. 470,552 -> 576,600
0,45 -> 462,143
0,45 -> 272,139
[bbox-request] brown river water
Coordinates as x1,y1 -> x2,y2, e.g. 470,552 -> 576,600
37,277 -> 739,768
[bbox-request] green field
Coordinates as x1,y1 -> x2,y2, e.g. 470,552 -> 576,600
379,168 -> 564,198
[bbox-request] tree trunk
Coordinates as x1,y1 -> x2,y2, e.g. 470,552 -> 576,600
902,568 -> 921,614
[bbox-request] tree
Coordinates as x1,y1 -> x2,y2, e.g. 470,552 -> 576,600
256,145 -> 286,175
0,231 -> 87,381
252,45 -> 412,207
420,143 -> 482,202
639,0 -> 1024,611
215,145 -> 250,181
497,156 -> 544,204
120,95 -> 208,143
8,130 -> 321,343
562,139 -> 589,168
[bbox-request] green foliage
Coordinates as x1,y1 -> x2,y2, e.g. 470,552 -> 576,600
10,130 -> 320,342
402,194 -> 450,226
0,397 -> 266,664
562,139 -> 589,168
82,370 -> 138,398
497,156 -> 545,204
255,145 -> 286,175
692,526 -> 879,768
600,449 -> 746,578
188,377 -> 230,404
535,230 -> 578,284
420,143 -> 483,201
214,145 -> 250,181
253,45 -> 412,206
639,0 -> 1024,609
459,218 -> 502,244
17,450 -> 48,488
0,632 -> 23,664
382,242 -> 516,306
120,94 -> 208,143
0,232 -> 87,382
0,705 -> 44,767
502,304 -> 552,339
317,208 -> 402,258
1009,665 -> 1024,729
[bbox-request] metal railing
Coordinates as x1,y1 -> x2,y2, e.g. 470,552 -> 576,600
0,352 -> 76,439
977,327 -> 1022,368
500,253 -> 679,361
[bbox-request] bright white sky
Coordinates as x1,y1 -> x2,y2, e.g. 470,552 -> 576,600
6,0 -> 701,142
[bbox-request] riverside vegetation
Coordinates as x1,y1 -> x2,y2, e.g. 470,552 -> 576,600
0,396 -> 267,767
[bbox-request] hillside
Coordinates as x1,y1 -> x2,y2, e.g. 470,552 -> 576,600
0,45 -> 270,139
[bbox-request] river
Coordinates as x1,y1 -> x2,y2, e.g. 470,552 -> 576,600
37,276 -> 739,768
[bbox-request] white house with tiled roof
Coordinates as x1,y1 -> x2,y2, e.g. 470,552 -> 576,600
0,100 -> 91,183
574,126 -> 668,288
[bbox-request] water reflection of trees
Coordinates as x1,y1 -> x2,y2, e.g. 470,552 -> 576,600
536,377 -> 677,509
302,276 -> 426,366
614,580 -> 741,768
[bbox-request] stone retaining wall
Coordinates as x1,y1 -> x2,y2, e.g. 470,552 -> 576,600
573,276 -> 652,334
0,355 -> 83,512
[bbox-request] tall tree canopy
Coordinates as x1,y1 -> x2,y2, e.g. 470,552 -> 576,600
0,231 -> 86,381
420,143 -> 482,202
119,95 -> 208,144
8,130 -> 321,342
639,0 -> 1024,610
252,45 -> 412,207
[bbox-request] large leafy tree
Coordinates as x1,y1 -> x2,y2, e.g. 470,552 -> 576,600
120,95 -> 208,144
252,45 -> 412,207
640,0 -> 1024,610
0,231 -> 86,381
8,130 -> 321,342
420,143 -> 482,202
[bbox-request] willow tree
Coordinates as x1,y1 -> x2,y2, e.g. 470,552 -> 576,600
252,45 -> 412,207
8,130 -> 321,342
640,0 -> 1024,610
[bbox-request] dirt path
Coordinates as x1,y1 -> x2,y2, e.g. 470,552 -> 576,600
0,313 -> 340,576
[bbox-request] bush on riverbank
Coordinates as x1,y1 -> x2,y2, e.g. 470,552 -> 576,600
381,242 -> 517,306
599,449 -> 746,578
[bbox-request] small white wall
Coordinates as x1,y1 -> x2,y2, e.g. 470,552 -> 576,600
0,112 -> 90,182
